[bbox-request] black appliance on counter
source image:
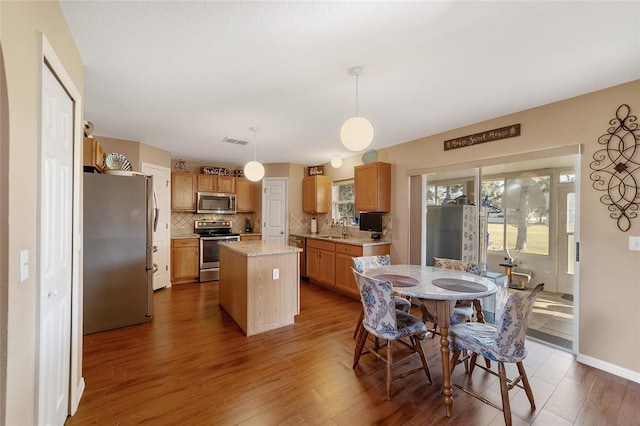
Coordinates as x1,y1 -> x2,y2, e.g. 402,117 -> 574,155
194,220 -> 240,282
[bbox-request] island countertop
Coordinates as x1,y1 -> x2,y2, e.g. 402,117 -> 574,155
219,240 -> 302,257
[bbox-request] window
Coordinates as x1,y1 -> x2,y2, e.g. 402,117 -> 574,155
482,173 -> 550,255
332,180 -> 356,224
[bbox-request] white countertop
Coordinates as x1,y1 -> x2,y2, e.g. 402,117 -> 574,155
219,240 -> 302,257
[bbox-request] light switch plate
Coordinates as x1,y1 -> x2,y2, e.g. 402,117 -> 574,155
272,268 -> 279,280
629,236 -> 640,251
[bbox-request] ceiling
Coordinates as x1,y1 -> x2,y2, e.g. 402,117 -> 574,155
60,1 -> 640,167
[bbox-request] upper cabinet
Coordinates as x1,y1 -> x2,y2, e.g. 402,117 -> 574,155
302,175 -> 330,213
171,172 -> 197,211
236,178 -> 257,213
354,162 -> 391,212
197,175 -> 236,194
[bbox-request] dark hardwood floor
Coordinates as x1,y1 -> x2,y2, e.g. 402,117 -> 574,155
67,281 -> 639,425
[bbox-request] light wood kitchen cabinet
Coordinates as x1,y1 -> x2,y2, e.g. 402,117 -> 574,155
307,237 -> 391,298
236,178 -> 256,212
83,137 -> 105,172
171,173 -> 197,211
171,238 -> 200,283
240,235 -> 261,241
197,175 -> 236,194
354,162 -> 391,212
334,242 -> 391,298
306,238 -> 335,286
302,175 -> 330,213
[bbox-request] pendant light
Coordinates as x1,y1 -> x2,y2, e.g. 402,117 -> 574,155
340,66 -> 374,151
330,155 -> 343,168
244,127 -> 265,181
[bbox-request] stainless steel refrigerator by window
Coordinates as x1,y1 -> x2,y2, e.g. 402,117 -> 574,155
83,173 -> 155,334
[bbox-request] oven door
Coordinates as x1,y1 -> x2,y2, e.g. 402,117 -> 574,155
199,235 -> 240,282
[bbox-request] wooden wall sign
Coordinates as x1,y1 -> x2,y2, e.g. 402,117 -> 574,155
202,166 -> 230,176
444,124 -> 521,151
307,166 -> 324,176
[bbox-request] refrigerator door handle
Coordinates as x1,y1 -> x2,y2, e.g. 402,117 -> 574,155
153,189 -> 159,232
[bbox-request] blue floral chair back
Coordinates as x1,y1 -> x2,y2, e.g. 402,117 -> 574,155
352,255 -> 391,273
491,283 -> 543,361
432,257 -> 483,275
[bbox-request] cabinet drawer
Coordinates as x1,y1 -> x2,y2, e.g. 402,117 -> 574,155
307,238 -> 335,251
335,243 -> 362,257
172,238 -> 199,248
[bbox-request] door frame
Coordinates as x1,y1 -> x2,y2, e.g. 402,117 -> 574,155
36,33 -> 84,420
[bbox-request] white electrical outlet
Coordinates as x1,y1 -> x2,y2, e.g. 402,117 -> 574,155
629,236 -> 640,251
272,268 -> 279,279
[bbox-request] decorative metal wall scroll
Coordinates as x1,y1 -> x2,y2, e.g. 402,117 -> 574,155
444,124 -> 520,151
589,104 -> 640,231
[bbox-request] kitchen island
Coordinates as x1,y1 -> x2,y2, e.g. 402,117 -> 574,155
219,240 -> 302,336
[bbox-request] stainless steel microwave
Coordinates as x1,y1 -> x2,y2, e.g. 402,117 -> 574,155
196,192 -> 236,214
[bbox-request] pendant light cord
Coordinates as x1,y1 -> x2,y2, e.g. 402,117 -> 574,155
355,74 -> 359,117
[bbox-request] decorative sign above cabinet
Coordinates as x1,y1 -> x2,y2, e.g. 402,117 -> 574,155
444,124 -> 521,151
307,166 -> 324,176
202,166 -> 230,176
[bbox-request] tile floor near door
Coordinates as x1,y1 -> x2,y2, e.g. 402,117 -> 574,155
527,290 -> 574,350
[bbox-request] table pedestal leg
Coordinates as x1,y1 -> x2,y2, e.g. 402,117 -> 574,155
436,300 -> 453,417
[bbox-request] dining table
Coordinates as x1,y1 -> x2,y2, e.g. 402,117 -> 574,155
362,264 -> 497,418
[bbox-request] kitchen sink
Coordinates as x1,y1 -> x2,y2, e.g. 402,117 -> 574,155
318,235 -> 343,240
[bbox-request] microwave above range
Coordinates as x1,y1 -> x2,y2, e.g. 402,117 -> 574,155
197,192 -> 236,214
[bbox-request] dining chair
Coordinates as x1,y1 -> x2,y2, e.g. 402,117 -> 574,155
351,255 -> 411,341
448,283 -> 544,426
351,268 -> 432,400
421,257 -> 484,338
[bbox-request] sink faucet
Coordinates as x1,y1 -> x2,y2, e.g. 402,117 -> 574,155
339,217 -> 348,238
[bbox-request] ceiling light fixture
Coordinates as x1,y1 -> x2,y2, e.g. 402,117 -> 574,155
330,155 -> 343,168
340,66 -> 374,151
244,127 -> 265,182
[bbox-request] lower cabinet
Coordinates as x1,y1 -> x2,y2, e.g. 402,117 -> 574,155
306,239 -> 335,287
306,238 -> 390,299
171,238 -> 200,284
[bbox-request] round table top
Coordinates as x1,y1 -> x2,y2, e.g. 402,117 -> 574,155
362,264 -> 497,300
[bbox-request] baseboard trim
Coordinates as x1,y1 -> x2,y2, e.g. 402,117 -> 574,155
577,353 -> 640,384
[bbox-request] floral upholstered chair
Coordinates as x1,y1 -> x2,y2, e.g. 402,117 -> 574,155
351,255 -> 411,340
351,268 -> 432,400
449,283 -> 544,426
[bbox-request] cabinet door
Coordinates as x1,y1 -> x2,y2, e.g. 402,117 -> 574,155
236,178 -> 256,212
355,162 -> 391,212
197,175 -> 216,192
171,173 -> 197,211
217,176 -> 236,193
318,249 -> 335,286
302,175 -> 330,213
306,246 -> 321,281
171,239 -> 200,281
335,253 -> 359,297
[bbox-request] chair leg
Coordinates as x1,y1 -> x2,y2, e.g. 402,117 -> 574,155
497,362 -> 512,426
353,329 -> 369,369
517,361 -> 536,410
450,349 -> 461,374
469,353 -> 478,374
353,310 -> 364,340
386,340 -> 393,400
412,336 -> 432,384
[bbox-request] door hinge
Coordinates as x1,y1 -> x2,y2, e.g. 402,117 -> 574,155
264,188 -> 267,193
575,242 -> 580,262
166,265 -> 168,271
166,180 -> 169,187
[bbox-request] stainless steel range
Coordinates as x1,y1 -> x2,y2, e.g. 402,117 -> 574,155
195,220 -> 240,282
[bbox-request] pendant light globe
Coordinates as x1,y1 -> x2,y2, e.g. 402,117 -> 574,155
340,117 -> 374,151
244,126 -> 264,181
330,155 -> 343,168
244,160 -> 265,182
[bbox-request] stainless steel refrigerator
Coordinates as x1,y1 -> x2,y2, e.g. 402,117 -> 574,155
425,205 -> 481,266
83,173 -> 154,334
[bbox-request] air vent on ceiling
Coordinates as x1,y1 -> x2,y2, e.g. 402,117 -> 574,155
222,137 -> 249,146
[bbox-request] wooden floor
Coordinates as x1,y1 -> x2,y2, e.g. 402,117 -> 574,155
67,281 -> 639,425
